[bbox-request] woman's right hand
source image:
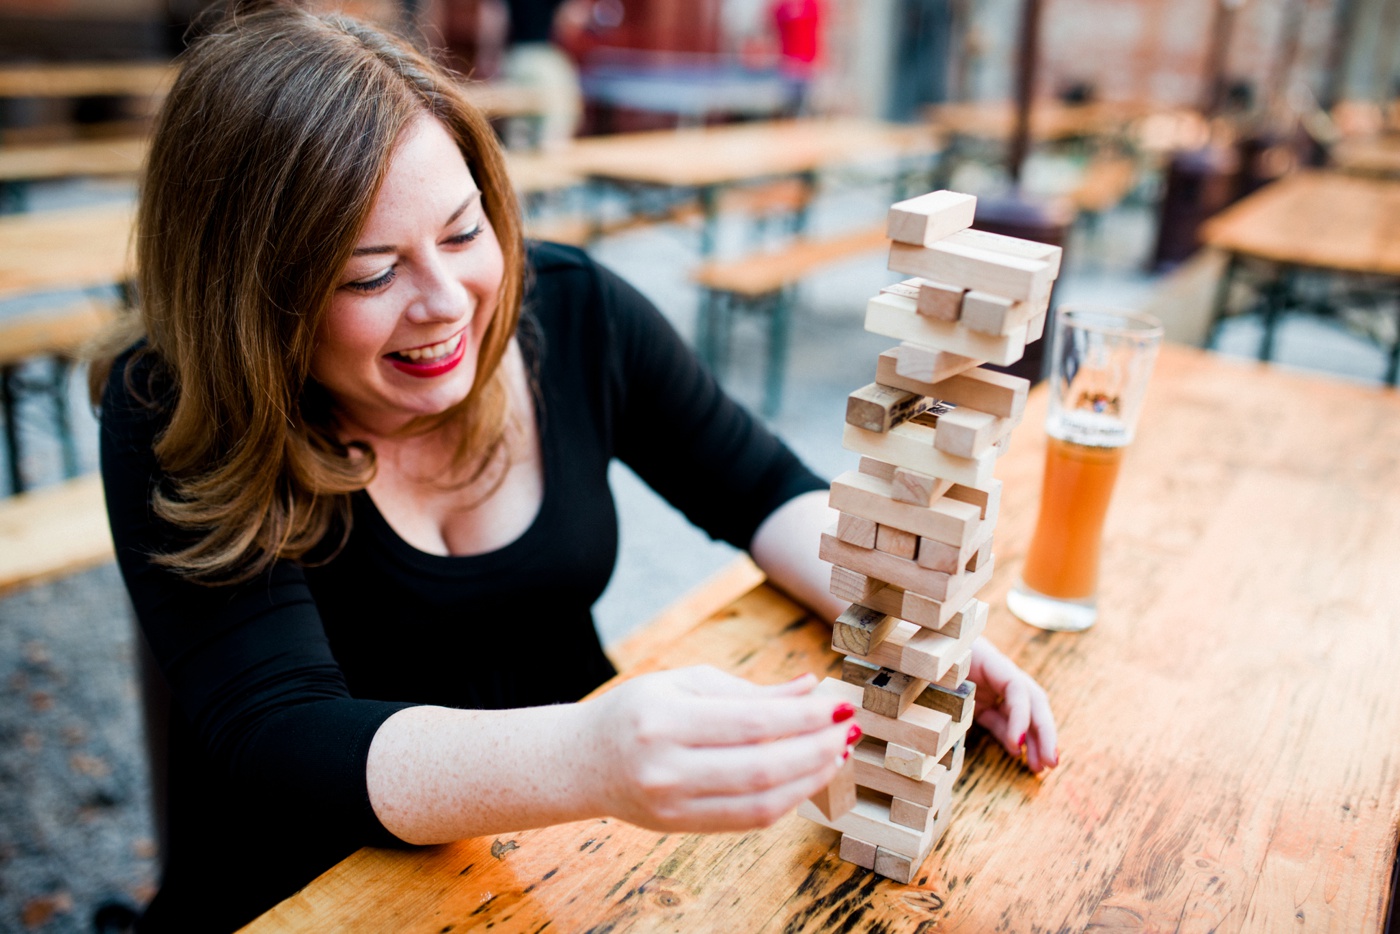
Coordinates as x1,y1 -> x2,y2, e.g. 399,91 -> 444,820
584,666 -> 861,833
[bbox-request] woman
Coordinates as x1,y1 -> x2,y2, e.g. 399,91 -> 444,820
95,6 -> 1057,931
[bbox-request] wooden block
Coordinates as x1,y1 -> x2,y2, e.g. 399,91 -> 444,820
841,655 -> 881,686
931,407 -> 1008,459
875,790 -> 953,884
941,737 -> 967,775
889,796 -> 933,830
843,602 -> 986,685
945,479 -> 1001,522
914,679 -> 975,723
953,227 -> 1063,278
885,741 -> 935,781
849,737 -> 941,807
924,368 -> 1029,420
839,834 -> 878,871
836,512 -> 878,548
865,292 -> 1027,367
830,566 -> 882,603
797,785 -> 937,860
843,420 -> 999,490
829,470 -> 982,547
917,520 -> 993,573
935,649 -> 973,690
918,281 -> 967,321
857,456 -> 897,481
821,531 -> 965,602
926,598 -> 987,641
814,679 -> 953,761
885,190 -> 977,246
966,540 -> 992,572
888,234 -> 1053,303
861,667 -> 928,718
891,467 -> 950,507
811,754 -> 857,820
960,290 -> 1033,336
878,347 -> 978,398
845,382 -> 936,433
1026,307 -> 1048,342
874,523 -> 918,560
896,560 -> 994,631
886,344 -> 980,385
832,603 -> 898,656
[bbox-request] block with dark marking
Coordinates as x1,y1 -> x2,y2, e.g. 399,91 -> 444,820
845,382 -> 936,433
862,666 -> 928,718
831,603 -> 898,656
914,679 -> 975,723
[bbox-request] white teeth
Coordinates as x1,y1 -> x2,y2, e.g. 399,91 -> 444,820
397,333 -> 462,363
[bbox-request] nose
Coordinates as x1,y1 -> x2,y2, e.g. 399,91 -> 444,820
405,252 -> 470,325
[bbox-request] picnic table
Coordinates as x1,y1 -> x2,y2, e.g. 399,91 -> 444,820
1200,169 -> 1400,382
240,342 -> 1400,932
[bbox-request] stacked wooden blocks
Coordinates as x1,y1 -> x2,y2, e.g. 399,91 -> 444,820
797,190 -> 1060,883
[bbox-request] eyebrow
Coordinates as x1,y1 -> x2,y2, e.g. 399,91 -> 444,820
350,191 -> 482,256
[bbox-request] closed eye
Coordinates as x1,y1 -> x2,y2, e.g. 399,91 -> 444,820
444,223 -> 482,246
344,265 -> 397,293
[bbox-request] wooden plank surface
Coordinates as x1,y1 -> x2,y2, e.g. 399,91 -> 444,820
561,118 -> 940,189
0,298 -> 118,367
0,137 -> 147,183
0,201 -> 135,301
0,62 -> 174,100
1199,170 -> 1400,277
0,474 -> 114,597
240,344 -> 1400,932
1331,135 -> 1400,178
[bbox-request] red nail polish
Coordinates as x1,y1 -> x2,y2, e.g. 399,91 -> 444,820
1018,732 -> 1027,748
842,748 -> 851,761
847,724 -> 863,745
832,703 -> 857,723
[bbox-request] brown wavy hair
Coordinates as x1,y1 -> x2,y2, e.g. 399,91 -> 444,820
90,4 -> 524,584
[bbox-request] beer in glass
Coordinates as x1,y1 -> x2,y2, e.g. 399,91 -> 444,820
1008,306 -> 1162,631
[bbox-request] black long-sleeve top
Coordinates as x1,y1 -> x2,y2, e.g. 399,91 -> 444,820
100,242 -> 826,933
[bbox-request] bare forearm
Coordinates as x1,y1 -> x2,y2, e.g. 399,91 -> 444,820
750,489 -> 845,623
366,702 -> 605,844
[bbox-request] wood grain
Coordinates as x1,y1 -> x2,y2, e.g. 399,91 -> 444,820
241,344 -> 1400,933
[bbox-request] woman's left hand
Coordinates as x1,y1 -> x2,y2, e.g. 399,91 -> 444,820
968,637 -> 1059,774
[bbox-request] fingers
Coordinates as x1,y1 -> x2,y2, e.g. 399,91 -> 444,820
663,695 -> 857,747
651,755 -> 847,833
648,722 -> 858,799
1025,687 -> 1059,773
1000,679 -> 1031,759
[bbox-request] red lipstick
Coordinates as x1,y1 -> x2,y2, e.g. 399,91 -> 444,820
385,333 -> 468,378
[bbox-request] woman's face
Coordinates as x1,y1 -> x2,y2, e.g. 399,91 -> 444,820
313,114 -> 505,436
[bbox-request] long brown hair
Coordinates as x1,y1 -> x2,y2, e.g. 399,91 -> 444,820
91,4 -> 524,584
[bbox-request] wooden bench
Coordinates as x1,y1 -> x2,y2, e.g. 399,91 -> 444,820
690,225 -> 888,415
0,473 -> 114,597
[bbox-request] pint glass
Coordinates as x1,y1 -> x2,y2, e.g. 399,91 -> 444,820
1007,307 -> 1163,632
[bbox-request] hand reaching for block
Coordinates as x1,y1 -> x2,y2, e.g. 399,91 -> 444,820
586,667 -> 862,833
968,638 -> 1059,774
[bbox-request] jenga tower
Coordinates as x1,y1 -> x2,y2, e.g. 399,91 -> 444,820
798,190 -> 1059,883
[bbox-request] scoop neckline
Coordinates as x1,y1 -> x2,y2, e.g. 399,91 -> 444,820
356,334 -> 551,570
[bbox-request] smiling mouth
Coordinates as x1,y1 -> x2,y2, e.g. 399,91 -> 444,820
386,332 -> 464,363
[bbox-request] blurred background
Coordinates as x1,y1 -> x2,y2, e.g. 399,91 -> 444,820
0,0 -> 1397,930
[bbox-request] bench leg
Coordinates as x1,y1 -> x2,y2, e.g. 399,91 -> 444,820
1388,296 -> 1400,387
763,288 -> 793,419
1259,267 -> 1296,363
51,359 -> 79,479
1204,253 -> 1239,350
2,365 -> 22,495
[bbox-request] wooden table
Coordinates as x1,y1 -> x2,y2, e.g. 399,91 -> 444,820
927,100 -> 1152,143
1200,169 -> 1400,382
0,201 -> 134,302
0,137 -> 147,184
0,62 -> 174,100
560,118 -> 941,254
241,343 -> 1400,932
1332,134 -> 1400,178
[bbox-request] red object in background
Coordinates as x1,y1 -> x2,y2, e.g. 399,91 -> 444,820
772,0 -> 821,74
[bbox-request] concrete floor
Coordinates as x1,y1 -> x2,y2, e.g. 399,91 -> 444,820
2,162 -> 1396,931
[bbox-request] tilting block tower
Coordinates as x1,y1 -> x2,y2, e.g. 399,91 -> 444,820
798,190 -> 1060,883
